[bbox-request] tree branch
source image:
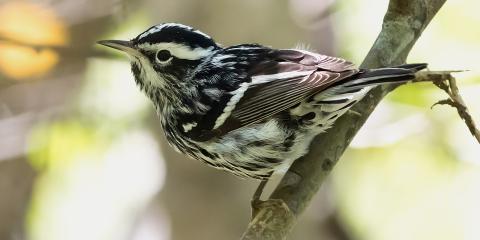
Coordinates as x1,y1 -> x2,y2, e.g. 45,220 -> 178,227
241,0 -> 448,239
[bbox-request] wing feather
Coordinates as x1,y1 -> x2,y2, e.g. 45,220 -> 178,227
214,70 -> 355,135
187,48 -> 359,141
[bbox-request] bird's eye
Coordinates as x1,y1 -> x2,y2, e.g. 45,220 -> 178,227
156,50 -> 172,63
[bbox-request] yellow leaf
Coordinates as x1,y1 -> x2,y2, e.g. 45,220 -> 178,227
0,43 -> 59,79
0,2 -> 68,80
0,2 -> 68,46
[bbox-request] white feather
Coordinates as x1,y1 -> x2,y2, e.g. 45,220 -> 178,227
183,122 -> 198,132
213,82 -> 249,129
138,42 -> 215,60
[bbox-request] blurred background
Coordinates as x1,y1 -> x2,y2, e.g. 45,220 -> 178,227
0,0 -> 479,239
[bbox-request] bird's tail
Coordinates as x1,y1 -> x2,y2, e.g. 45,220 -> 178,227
341,63 -> 428,89
316,63 -> 427,103
393,63 -> 429,72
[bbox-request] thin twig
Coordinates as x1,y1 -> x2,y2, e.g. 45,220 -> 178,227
415,71 -> 480,143
422,72 -> 480,144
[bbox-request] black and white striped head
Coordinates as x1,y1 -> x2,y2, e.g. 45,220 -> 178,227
98,23 -> 219,93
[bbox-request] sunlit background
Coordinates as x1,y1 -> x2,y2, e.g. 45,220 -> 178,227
0,0 -> 479,239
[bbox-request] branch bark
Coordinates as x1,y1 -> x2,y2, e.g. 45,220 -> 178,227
241,0 -> 448,239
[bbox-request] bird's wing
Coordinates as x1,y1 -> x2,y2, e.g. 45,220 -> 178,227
187,49 -> 359,141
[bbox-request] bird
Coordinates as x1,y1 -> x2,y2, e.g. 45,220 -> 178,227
98,23 -> 426,180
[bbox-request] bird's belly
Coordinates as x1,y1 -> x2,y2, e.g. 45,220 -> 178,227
184,89 -> 369,179
194,118 -> 319,179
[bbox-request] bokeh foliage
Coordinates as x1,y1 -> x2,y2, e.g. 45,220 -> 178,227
0,0 -> 478,240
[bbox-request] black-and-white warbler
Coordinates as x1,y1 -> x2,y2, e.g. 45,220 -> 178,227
98,23 -> 426,179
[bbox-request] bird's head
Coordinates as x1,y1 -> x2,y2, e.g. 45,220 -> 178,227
98,23 -> 220,102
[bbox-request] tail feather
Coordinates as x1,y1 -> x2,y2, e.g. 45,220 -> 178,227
316,63 -> 427,101
343,63 -> 427,89
393,63 -> 428,72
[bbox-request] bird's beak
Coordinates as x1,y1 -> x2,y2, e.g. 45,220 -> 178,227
97,40 -> 137,54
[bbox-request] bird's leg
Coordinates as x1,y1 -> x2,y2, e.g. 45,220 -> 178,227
251,172 -> 272,218
252,179 -> 268,203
